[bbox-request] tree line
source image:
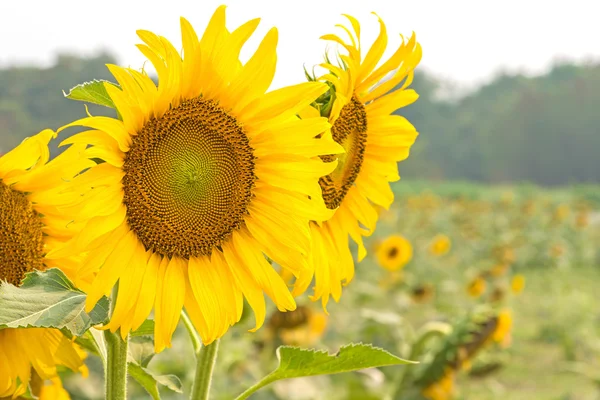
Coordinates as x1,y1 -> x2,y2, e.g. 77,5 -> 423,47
0,53 -> 598,186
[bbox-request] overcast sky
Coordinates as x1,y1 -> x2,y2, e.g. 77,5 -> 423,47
1,0 -> 598,90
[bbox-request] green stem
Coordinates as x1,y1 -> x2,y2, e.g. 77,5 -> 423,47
234,376 -> 276,400
104,329 -> 129,399
190,339 -> 220,400
181,310 -> 202,356
103,285 -> 129,400
392,322 -> 451,399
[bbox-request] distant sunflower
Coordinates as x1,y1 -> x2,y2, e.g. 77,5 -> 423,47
0,130 -> 90,398
467,276 -> 486,298
430,234 -> 451,256
267,305 -> 327,347
300,13 -> 421,307
376,234 -> 413,271
421,368 -> 454,400
510,274 -> 525,294
55,6 -> 341,351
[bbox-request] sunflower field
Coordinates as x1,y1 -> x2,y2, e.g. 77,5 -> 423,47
1,4 -> 599,400
20,181 -> 597,400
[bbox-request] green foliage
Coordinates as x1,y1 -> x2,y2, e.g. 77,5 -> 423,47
273,343 -> 415,378
64,79 -> 118,109
0,53 -> 117,155
128,363 -> 183,400
2,54 -> 600,185
131,319 -> 155,337
398,62 -> 600,185
0,268 -> 109,336
126,325 -> 184,399
236,344 -> 414,399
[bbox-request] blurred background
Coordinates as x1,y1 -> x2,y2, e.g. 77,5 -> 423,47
1,1 -> 599,399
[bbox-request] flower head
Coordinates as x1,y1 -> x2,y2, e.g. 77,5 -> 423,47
0,130 -> 89,397
375,234 -> 413,271
300,12 -> 421,308
56,6 -> 342,351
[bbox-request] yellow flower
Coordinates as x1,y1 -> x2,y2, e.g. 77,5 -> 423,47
269,306 -> 328,347
411,283 -> 435,303
0,130 -> 90,397
430,234 -> 451,256
55,7 -> 341,352
511,274 -> 525,294
422,369 -> 455,400
375,235 -> 413,271
38,378 -> 72,400
301,13 -> 421,307
467,276 -> 486,298
553,203 -> 570,222
492,309 -> 512,347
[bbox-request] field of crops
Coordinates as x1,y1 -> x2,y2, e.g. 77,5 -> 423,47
55,182 -> 600,400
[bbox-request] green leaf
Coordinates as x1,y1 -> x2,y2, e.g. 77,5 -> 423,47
64,79 -> 118,109
0,268 -> 109,336
73,328 -> 107,364
128,363 -> 183,400
235,343 -> 416,400
131,319 -> 155,337
128,336 -> 155,368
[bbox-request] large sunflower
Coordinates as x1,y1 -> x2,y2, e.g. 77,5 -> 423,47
0,130 -> 90,398
300,14 -> 422,306
55,6 -> 341,352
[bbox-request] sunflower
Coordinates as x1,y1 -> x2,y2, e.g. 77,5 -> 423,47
510,274 -> 525,294
0,130 -> 90,398
466,276 -> 486,298
300,13 -> 421,307
491,309 -> 512,347
267,305 -> 327,347
429,234 -> 451,256
411,283 -> 435,303
55,6 -> 342,352
375,234 -> 413,271
38,377 -> 72,400
421,368 -> 455,400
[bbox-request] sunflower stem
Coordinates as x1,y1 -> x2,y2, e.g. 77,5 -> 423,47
181,310 -> 202,356
190,339 -> 220,400
104,284 -> 129,400
104,330 -> 129,400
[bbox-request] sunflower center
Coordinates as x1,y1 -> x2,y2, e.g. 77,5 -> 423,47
319,96 -> 367,209
122,98 -> 256,259
388,247 -> 399,258
0,181 -> 45,285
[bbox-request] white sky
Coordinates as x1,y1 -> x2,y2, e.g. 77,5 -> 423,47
0,0 -> 598,91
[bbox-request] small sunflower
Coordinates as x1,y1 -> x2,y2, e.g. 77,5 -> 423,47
375,234 -> 413,271
300,13 -> 421,307
430,234 -> 451,256
55,7 -> 341,351
411,283 -> 435,303
0,130 -> 90,398
421,368 -> 454,400
268,305 -> 327,347
491,309 -> 512,347
510,274 -> 525,294
38,377 -> 72,400
466,276 -> 486,298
